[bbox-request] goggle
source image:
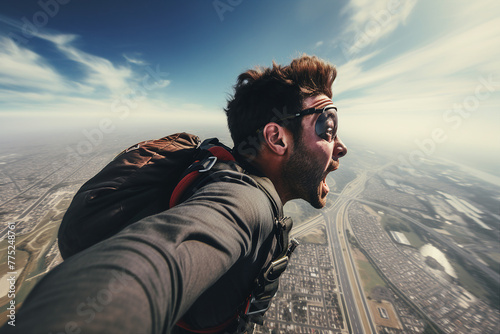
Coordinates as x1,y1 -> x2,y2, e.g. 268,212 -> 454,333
274,104 -> 338,143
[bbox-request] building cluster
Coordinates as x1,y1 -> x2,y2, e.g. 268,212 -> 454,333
255,243 -> 346,334
0,147 -> 117,240
348,202 -> 499,334
2,142 -> 499,334
362,177 -> 427,211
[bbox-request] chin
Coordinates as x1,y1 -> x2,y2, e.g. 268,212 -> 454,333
315,201 -> 326,209
310,191 -> 327,209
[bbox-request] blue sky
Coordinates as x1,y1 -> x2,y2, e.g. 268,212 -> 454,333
0,0 -> 499,174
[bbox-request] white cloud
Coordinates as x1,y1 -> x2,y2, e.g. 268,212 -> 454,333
0,29 -> 211,144
335,15 -> 500,111
0,32 -> 134,98
0,14 -> 133,96
123,53 -> 148,66
37,32 -> 77,46
0,37 -> 68,92
332,0 -> 500,161
338,0 -> 418,56
0,27 -> 178,119
38,34 -> 133,94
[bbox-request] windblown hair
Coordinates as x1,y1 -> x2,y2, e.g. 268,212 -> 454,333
288,55 -> 336,99
225,55 -> 337,154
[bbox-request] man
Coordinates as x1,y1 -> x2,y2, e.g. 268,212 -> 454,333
0,55 -> 346,333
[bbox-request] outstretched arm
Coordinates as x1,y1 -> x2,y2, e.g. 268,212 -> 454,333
0,171 -> 276,334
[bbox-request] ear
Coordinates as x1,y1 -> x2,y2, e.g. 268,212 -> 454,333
262,122 -> 290,156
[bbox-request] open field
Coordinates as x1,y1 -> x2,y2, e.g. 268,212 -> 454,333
450,257 -> 491,302
296,224 -> 327,245
368,299 -> 402,331
351,247 -> 386,298
0,196 -> 67,326
378,213 -> 426,249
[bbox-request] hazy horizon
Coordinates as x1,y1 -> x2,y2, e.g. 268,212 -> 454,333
1,116 -> 500,188
0,0 -> 499,175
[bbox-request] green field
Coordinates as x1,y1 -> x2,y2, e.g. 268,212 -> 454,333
297,225 -> 327,245
378,213 -> 426,249
350,245 -> 386,298
357,255 -> 386,296
449,256 -> 494,302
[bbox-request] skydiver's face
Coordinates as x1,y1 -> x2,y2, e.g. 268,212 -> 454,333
282,95 -> 347,208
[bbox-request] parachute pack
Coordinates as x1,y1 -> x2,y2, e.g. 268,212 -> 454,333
57,132 -> 298,333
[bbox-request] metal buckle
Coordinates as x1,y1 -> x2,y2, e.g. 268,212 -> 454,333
198,156 -> 217,172
246,295 -> 273,316
263,257 -> 289,282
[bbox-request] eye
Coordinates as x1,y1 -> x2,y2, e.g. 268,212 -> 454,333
324,128 -> 334,141
316,111 -> 338,142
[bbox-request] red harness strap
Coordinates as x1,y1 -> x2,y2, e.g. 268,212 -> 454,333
169,168 -> 200,208
169,146 -> 235,209
175,313 -> 239,334
207,146 -> 235,162
170,146 -> 241,333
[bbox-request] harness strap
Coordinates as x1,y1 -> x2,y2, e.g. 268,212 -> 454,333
207,145 -> 235,162
243,218 -> 299,320
175,314 -> 238,334
171,140 -> 295,333
169,169 -> 200,208
169,144 -> 236,208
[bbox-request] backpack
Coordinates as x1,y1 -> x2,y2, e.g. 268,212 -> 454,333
58,132 -> 204,258
57,132 -> 298,332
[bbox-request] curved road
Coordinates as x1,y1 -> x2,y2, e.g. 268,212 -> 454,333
292,170 -> 377,333
292,161 -> 500,333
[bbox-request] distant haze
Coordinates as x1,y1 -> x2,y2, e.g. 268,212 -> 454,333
0,0 -> 499,177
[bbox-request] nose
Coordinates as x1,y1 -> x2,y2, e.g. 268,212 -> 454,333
333,137 -> 347,158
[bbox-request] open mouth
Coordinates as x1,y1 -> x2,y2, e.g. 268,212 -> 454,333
321,160 -> 340,196
321,176 -> 330,195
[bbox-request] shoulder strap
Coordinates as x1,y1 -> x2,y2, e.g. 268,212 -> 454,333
172,139 -> 298,333
170,138 -> 282,222
169,139 -> 235,208
247,175 -> 283,222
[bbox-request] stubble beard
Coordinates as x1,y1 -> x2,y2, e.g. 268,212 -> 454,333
282,140 -> 327,209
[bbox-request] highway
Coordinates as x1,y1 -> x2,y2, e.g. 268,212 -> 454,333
292,170 -> 377,334
291,160 -> 500,333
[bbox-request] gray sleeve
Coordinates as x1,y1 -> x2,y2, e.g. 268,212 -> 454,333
0,172 -> 276,334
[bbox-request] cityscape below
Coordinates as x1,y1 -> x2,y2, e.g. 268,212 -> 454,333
0,129 -> 499,334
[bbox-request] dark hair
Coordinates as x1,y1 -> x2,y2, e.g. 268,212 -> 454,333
225,55 -> 336,155
288,55 -> 336,99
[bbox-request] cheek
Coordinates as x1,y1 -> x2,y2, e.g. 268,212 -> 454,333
311,142 -> 332,167
300,118 -> 332,167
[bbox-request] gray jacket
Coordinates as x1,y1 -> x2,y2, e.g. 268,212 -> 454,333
0,169 -> 282,334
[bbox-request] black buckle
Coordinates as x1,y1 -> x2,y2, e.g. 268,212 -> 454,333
275,217 -> 293,258
263,256 -> 289,282
286,238 -> 299,257
246,295 -> 273,316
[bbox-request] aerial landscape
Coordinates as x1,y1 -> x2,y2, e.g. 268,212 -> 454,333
0,131 -> 498,333
0,0 -> 499,333
257,142 -> 500,333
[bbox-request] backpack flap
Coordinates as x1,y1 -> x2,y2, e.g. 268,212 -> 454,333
58,133 -> 201,259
